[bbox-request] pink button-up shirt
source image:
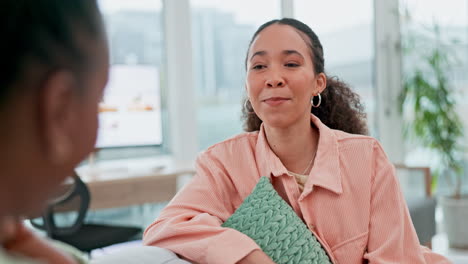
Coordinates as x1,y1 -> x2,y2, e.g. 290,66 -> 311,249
143,114 -> 450,264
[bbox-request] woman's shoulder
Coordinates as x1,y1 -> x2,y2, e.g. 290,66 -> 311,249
331,129 -> 385,156
332,128 -> 376,143
331,129 -> 392,176
199,131 -> 259,159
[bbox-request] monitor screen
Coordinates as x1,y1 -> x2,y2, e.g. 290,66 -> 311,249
96,65 -> 163,148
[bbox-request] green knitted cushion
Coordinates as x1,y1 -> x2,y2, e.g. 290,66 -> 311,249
222,176 -> 332,264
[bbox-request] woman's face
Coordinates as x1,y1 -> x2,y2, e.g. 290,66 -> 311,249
246,24 -> 324,129
68,38 -> 109,167
5,35 -> 109,218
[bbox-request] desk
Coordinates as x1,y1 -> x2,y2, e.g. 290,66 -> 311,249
75,159 -> 195,210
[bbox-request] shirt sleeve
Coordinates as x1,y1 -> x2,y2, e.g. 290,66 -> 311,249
363,141 -> 450,263
143,151 -> 260,264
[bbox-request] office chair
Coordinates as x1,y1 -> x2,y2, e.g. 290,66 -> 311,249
31,171 -> 142,252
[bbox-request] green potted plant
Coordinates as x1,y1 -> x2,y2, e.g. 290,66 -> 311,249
399,20 -> 467,248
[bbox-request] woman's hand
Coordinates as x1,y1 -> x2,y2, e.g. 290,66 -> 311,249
4,223 -> 78,264
0,217 -> 18,244
237,249 -> 275,264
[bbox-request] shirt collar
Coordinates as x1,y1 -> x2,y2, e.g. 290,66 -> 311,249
255,114 -> 343,195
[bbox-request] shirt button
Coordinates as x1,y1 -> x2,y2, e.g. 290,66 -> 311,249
308,223 -> 314,230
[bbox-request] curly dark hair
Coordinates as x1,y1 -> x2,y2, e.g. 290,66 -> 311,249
241,18 -> 368,135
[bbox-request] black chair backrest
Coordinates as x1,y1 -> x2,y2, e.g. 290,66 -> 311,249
31,171 -> 90,237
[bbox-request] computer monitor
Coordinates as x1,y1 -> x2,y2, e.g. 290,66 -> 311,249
96,64 -> 163,148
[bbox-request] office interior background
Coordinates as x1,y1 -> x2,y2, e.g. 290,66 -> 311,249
37,0 -> 468,262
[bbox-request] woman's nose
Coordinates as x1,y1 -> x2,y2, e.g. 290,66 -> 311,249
265,73 -> 285,88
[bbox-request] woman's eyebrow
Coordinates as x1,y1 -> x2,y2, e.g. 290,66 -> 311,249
249,49 -> 304,62
249,50 -> 267,62
283,50 -> 304,59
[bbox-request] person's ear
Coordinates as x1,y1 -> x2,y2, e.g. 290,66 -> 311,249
315,72 -> 327,94
37,70 -> 77,165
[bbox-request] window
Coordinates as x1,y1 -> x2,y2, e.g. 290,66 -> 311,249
294,0 -> 376,135
400,0 -> 468,166
191,0 -> 281,150
96,0 -> 165,150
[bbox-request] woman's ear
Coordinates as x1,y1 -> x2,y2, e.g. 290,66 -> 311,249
315,72 -> 327,94
37,70 -> 76,164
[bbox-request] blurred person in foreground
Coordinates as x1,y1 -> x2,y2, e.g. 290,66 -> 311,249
0,0 -> 109,263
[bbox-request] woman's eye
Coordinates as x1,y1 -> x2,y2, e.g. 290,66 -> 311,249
252,65 -> 266,70
285,63 -> 299,67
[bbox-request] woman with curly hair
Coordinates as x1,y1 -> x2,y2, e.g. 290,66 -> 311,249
144,18 -> 449,264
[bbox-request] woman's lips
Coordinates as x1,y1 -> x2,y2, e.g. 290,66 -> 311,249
263,97 -> 290,106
